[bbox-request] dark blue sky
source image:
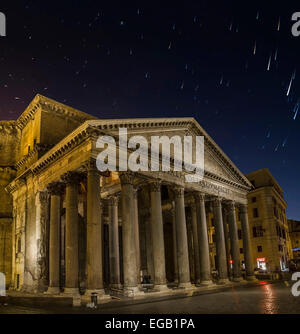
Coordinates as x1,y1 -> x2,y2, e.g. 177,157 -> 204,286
0,1 -> 299,218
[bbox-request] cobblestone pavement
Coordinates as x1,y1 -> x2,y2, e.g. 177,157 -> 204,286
0,281 -> 299,314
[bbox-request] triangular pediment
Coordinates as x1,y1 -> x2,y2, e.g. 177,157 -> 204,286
87,118 -> 252,189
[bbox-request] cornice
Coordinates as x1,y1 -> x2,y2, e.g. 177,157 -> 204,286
15,143 -> 53,171
7,117 -> 252,194
16,94 -> 96,131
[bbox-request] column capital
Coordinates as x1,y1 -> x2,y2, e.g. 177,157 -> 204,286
119,172 -> 135,185
149,180 -> 161,192
173,186 -> 185,198
227,200 -> 236,211
82,158 -> 110,177
108,195 -> 119,206
193,191 -> 205,201
39,190 -> 49,202
47,182 -> 64,196
239,203 -> 248,214
190,202 -> 196,212
212,196 -> 223,207
61,171 -> 83,185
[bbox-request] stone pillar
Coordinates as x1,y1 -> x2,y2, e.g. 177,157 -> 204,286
222,207 -> 232,278
173,186 -> 192,288
171,203 -> 179,283
133,188 -> 141,285
149,181 -> 168,291
36,191 -> 49,292
85,160 -> 108,297
108,195 -> 121,288
120,173 -> 142,296
213,197 -> 229,283
62,172 -> 81,295
191,204 -> 201,284
187,221 -> 195,282
227,201 -> 242,281
194,193 -> 212,285
145,214 -> 154,283
240,204 -> 256,280
46,182 -> 63,294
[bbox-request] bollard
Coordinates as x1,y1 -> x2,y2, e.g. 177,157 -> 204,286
91,292 -> 98,309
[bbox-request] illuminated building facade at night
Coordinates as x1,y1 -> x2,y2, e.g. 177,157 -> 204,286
244,169 -> 292,272
288,219 -> 300,259
0,94 -> 257,300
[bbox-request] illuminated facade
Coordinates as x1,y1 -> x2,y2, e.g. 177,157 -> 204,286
0,94 -> 256,300
244,169 -> 292,272
288,220 -> 300,258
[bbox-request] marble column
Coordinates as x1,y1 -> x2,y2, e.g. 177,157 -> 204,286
120,173 -> 142,296
62,172 -> 81,295
46,182 -> 63,294
174,186 -> 192,288
222,207 -> 232,278
145,213 -> 154,283
149,181 -> 168,290
194,193 -> 212,285
187,221 -> 195,282
171,203 -> 179,283
240,204 -> 256,280
227,201 -> 242,281
213,197 -> 229,283
133,188 -> 141,285
191,203 -> 201,284
85,160 -> 108,297
108,195 -> 121,288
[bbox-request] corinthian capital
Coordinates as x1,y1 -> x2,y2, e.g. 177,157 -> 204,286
239,204 -> 248,214
47,182 -> 64,196
227,200 -> 236,212
193,191 -> 205,202
119,172 -> 134,185
108,195 -> 119,207
173,186 -> 185,198
61,171 -> 83,185
149,180 -> 161,192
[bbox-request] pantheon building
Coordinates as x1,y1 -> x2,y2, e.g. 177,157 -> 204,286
0,95 -> 256,301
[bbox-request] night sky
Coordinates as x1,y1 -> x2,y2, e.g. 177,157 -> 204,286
0,1 -> 299,219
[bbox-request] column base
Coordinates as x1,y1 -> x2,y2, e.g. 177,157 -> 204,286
110,283 -> 123,289
246,275 -> 257,281
63,287 -> 80,296
153,284 -> 169,292
232,277 -> 243,282
123,286 -> 145,297
217,278 -> 230,285
178,282 -> 193,289
44,287 -> 60,295
62,288 -> 81,307
199,280 -> 214,287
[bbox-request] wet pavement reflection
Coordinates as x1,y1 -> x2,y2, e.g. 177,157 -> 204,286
0,282 -> 299,314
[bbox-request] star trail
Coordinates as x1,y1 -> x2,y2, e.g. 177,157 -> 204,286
0,1 -> 299,218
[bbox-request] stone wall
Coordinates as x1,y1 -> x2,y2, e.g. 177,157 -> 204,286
0,122 -> 19,287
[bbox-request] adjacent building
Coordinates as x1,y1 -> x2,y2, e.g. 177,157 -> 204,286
244,169 -> 292,272
288,220 -> 300,258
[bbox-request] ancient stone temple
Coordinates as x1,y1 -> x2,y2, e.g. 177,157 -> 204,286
0,94 -> 255,300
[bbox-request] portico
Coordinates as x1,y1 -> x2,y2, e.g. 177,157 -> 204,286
3,96 -> 255,302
